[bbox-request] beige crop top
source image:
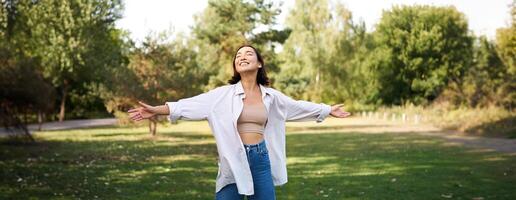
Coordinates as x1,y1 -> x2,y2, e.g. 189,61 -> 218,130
237,103 -> 267,134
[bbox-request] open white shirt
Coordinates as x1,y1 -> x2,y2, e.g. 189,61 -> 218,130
166,80 -> 332,195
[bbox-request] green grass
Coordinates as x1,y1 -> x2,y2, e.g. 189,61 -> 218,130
1,119 -> 515,199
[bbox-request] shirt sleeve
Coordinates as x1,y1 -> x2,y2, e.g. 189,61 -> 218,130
276,91 -> 332,123
165,87 -> 223,123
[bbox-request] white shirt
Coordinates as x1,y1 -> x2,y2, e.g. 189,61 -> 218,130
165,80 -> 332,195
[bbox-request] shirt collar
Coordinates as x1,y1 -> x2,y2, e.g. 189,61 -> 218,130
234,80 -> 270,98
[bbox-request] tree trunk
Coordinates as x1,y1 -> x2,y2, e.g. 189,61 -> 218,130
37,110 -> 43,131
17,119 -> 35,143
149,117 -> 157,136
315,68 -> 321,101
23,110 -> 28,124
58,82 -> 69,122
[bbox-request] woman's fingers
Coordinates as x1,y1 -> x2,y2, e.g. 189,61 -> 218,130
332,104 -> 345,114
128,112 -> 136,118
129,112 -> 141,119
131,113 -> 144,121
127,101 -> 154,122
128,110 -> 144,121
130,114 -> 140,121
138,101 -> 152,109
332,110 -> 351,118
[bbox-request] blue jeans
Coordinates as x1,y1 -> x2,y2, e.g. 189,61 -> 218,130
215,139 -> 276,200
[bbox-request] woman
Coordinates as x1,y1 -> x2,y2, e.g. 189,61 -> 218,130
128,44 -> 351,200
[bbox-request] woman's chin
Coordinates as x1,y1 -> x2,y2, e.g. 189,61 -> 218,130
237,68 -> 258,74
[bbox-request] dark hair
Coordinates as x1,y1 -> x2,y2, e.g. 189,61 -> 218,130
228,44 -> 270,86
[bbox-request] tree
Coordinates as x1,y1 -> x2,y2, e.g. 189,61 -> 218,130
101,32 -> 207,135
25,0 -> 124,121
192,0 -> 286,89
371,5 -> 473,105
278,0 -> 333,101
0,46 -> 55,141
494,1 -> 516,109
278,0 -> 371,107
0,0 -> 55,141
460,36 -> 505,107
336,22 -> 379,108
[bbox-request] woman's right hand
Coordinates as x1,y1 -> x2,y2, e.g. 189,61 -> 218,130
128,101 -> 159,121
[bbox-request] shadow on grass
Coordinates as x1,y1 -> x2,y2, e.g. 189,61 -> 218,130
1,128 -> 515,199
465,115 -> 516,139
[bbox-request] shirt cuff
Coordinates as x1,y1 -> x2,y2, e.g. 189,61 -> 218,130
316,103 -> 332,123
165,102 -> 181,123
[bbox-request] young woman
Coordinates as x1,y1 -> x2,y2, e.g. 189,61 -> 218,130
128,44 -> 351,200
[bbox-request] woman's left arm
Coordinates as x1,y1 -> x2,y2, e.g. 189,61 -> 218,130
277,92 -> 351,122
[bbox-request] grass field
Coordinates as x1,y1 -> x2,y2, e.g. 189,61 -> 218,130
1,118 -> 515,199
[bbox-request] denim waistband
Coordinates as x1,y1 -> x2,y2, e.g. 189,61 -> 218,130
243,139 -> 267,153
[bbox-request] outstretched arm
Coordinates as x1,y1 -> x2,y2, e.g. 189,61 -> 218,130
128,86 -> 225,123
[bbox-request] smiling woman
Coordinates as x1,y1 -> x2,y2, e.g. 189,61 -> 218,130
127,44 -> 351,199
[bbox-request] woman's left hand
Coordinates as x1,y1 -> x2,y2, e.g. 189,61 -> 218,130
330,104 -> 351,118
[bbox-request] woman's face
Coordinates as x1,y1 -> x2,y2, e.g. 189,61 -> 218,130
234,46 -> 261,74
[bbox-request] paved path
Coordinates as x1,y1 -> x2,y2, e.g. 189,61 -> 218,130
0,118 -> 117,135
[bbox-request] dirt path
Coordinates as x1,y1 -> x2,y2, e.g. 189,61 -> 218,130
289,117 -> 516,154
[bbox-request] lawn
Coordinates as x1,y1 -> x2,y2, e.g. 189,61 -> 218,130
1,118 -> 515,199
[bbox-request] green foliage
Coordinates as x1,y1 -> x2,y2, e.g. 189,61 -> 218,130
459,37 -> 506,107
278,0 -> 381,113
496,1 -> 516,75
493,2 -> 516,109
0,49 -> 55,113
0,0 -> 55,137
0,47 -> 55,126
277,0 -> 332,100
443,2 -> 515,109
279,0 -> 354,102
18,0 -> 125,120
1,0 -> 127,121
0,44 -> 54,140
2,0 -> 515,125
99,31 -> 208,133
371,5 -> 473,105
23,0 -> 122,84
192,0 -> 286,89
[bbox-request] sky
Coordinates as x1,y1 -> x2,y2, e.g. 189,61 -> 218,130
116,0 -> 513,44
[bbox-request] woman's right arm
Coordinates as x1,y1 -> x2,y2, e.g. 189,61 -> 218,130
128,86 -> 225,122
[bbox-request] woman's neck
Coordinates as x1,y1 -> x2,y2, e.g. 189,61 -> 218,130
240,72 -> 259,93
